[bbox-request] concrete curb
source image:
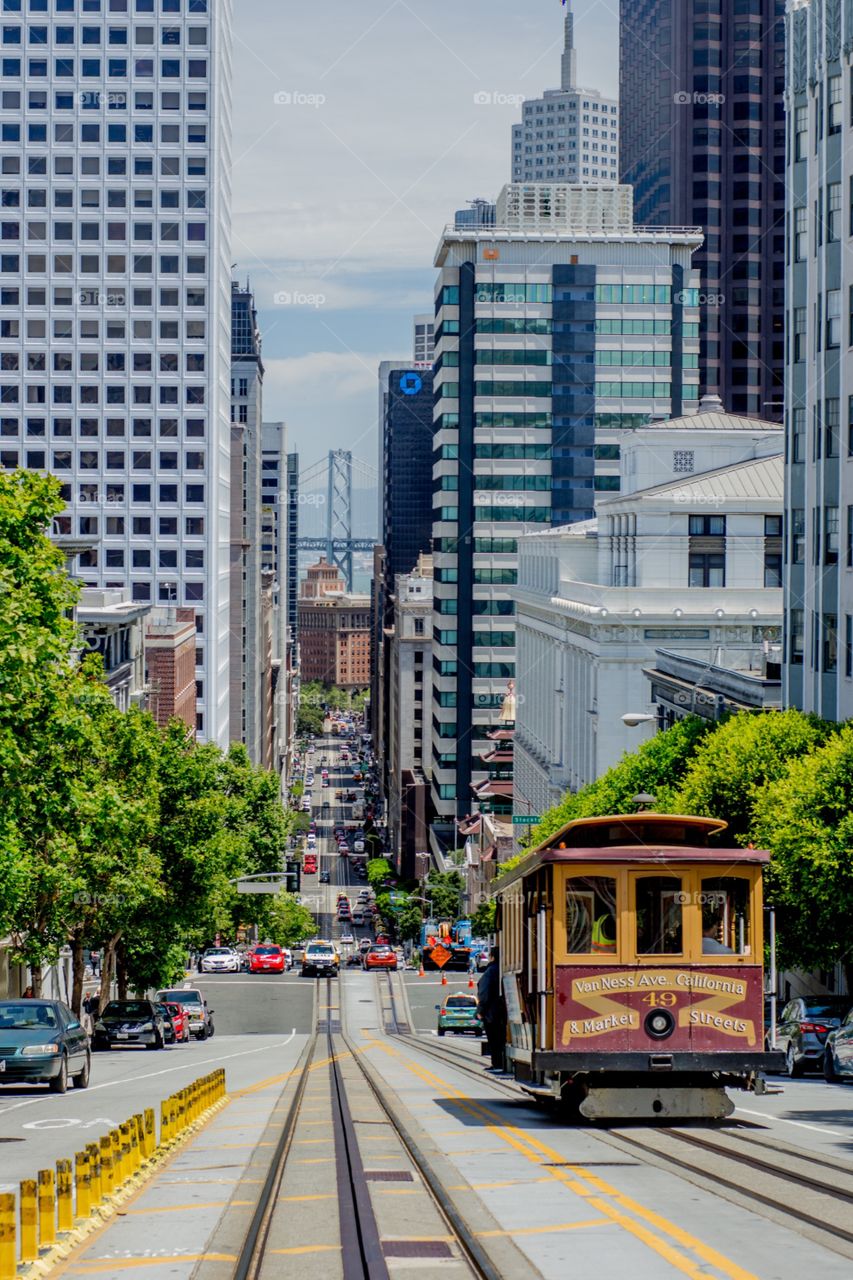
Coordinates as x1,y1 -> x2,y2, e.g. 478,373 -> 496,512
18,1097 -> 229,1280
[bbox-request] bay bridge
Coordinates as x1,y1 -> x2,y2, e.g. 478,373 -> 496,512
295,449 -> 377,591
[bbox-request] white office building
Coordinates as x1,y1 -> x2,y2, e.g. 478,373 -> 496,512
511,1 -> 618,184
512,411 -> 783,816
0,0 -> 233,745
412,313 -> 434,365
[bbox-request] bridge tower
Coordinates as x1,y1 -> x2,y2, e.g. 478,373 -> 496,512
326,449 -> 354,590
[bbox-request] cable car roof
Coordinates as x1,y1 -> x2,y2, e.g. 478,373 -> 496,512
498,813 -> 769,889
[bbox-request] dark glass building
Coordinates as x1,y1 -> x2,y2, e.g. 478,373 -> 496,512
380,366 -> 435,583
620,0 -> 785,419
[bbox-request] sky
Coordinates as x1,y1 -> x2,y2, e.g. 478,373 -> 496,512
230,0 -> 619,479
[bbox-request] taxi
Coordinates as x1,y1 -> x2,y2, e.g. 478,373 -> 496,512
436,993 -> 483,1037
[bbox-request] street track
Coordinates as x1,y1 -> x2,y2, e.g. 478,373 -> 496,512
385,972 -> 853,1262
233,977 -> 505,1280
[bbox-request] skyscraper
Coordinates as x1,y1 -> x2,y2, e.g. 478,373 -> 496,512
0,0 -> 233,745
230,281 -> 264,763
784,0 -> 849,719
620,0 -> 785,419
428,185 -> 701,838
511,3 -> 619,184
412,314 -> 434,365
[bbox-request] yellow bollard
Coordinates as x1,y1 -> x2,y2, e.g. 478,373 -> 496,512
159,1098 -> 170,1148
119,1123 -> 131,1181
132,1115 -> 144,1165
86,1144 -> 102,1207
37,1169 -> 55,1249
110,1129 -> 122,1187
56,1160 -> 73,1234
144,1108 -> 155,1159
126,1119 -> 138,1177
19,1180 -> 37,1263
0,1193 -> 15,1280
99,1136 -> 114,1198
75,1152 -> 91,1221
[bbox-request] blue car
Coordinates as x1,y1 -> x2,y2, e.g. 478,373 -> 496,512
824,1006 -> 853,1081
0,999 -> 91,1092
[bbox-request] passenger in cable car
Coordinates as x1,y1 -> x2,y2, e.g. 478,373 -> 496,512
702,908 -> 735,954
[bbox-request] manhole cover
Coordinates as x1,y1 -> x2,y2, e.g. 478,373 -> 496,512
365,1171 -> 414,1182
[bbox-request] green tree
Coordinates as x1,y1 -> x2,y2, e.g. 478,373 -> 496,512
751,725 -> 853,989
426,869 -> 464,921
673,709 -> 835,842
263,891 -> 317,948
297,701 -> 324,737
470,899 -> 496,938
497,716 -> 714,881
367,857 -> 393,889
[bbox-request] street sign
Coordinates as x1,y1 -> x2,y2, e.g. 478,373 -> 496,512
512,815 -> 541,826
430,944 -> 452,969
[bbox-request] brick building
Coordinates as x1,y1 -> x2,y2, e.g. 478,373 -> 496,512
145,607 -> 198,733
298,562 -> 371,689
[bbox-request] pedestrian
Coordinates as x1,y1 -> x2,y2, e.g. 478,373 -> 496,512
21,986 -> 34,999
477,947 -> 507,1072
83,989 -> 100,1018
90,949 -> 100,978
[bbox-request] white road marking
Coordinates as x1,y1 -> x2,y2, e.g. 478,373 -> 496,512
735,1106 -> 844,1136
0,1031 -> 297,1120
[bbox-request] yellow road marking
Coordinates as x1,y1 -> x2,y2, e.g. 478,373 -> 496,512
377,1042 -> 759,1280
268,1245 -> 342,1256
68,1256 -> 238,1273
449,1177 -> 554,1191
294,1138 -> 333,1145
279,1194 -> 336,1202
295,1157 -> 336,1164
122,1201 -> 253,1215
476,1218 -> 608,1238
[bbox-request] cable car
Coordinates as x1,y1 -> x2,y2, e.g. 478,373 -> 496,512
496,811 -> 784,1120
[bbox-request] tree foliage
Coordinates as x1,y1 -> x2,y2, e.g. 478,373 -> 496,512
672,710 -> 836,842
0,470 -> 291,1004
527,715 -> 713,849
262,891 -> 317,948
426,869 -> 465,921
751,726 -> 853,989
470,899 -> 496,938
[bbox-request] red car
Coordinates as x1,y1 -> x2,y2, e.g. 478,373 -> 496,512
304,859 -> 317,875
164,1002 -> 190,1042
249,945 -> 285,974
364,945 -> 397,971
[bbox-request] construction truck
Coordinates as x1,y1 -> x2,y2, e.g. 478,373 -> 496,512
420,918 -> 472,972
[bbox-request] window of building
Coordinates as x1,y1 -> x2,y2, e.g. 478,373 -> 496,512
824,613 -> 838,673
826,506 -> 839,564
829,74 -> 842,134
827,289 -> 841,348
794,205 -> 807,262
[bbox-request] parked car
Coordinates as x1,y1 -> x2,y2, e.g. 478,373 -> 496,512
824,1006 -> 853,1081
339,933 -> 355,946
155,1003 -> 177,1045
163,1002 -> 190,1043
475,950 -> 491,972
773,996 -> 852,1075
364,945 -> 397,971
320,870 -> 331,884
302,942 -> 339,977
200,947 -> 241,974
248,944 -> 286,974
0,999 -> 90,1092
94,999 -> 167,1052
436,993 -> 483,1038
156,987 -> 214,1040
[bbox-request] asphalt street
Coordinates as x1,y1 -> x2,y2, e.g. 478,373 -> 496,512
0,972 -> 314,1192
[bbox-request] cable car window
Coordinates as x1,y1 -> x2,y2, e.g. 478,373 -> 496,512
566,876 -> 617,954
700,877 -> 750,955
636,877 -> 683,954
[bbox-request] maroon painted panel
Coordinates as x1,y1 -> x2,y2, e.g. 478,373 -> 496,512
554,965 -> 763,1053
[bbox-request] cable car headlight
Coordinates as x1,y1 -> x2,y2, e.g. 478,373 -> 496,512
644,1009 -> 676,1039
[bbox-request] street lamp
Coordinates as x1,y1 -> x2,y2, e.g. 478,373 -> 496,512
621,712 -> 655,728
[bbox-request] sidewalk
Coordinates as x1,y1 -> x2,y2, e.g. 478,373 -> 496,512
50,1050 -> 302,1279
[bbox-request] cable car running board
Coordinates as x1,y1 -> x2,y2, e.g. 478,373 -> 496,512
580,1086 -> 734,1122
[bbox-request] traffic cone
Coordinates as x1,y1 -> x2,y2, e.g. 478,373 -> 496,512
418,963 -> 425,977
441,972 -> 448,986
468,975 -> 475,989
